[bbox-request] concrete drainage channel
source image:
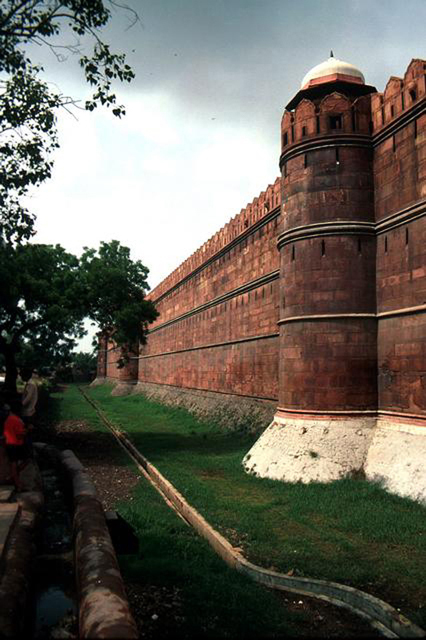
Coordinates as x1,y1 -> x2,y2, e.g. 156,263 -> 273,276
0,443 -> 137,639
80,387 -> 426,640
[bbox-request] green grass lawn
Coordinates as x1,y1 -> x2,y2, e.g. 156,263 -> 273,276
47,385 -> 305,638
57,384 -> 426,629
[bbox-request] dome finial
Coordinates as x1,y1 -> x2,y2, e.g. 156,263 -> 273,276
330,50 -> 334,58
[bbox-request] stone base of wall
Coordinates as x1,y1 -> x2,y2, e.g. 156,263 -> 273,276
133,382 -> 276,433
243,414 -> 426,504
90,377 -> 107,387
92,377 -> 137,396
111,381 -> 137,397
243,415 -> 376,482
365,420 -> 426,504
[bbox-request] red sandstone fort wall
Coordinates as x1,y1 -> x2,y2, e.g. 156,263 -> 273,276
105,340 -> 138,383
137,178 -> 281,401
101,59 -> 426,423
373,61 -> 426,417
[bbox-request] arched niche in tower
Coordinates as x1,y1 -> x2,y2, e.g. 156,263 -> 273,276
319,92 -> 352,134
294,99 -> 316,140
352,94 -> 373,134
281,111 -> 293,150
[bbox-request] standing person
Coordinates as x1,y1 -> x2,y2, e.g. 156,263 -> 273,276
3,403 -> 29,492
20,368 -> 38,429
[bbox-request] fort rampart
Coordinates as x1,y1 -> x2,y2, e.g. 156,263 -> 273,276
97,58 -> 426,502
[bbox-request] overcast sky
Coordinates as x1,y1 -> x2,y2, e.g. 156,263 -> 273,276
23,0 -> 426,349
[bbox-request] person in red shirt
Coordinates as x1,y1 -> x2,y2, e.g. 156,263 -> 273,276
3,403 -> 29,491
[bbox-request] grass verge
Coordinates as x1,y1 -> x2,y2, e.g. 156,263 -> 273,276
47,385 -> 304,638
82,383 -> 426,629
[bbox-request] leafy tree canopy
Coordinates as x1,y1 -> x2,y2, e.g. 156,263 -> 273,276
80,240 -> 159,348
71,351 -> 97,382
0,67 -> 59,242
0,0 -> 136,112
0,241 -> 86,389
0,0 -> 136,242
0,239 -> 158,392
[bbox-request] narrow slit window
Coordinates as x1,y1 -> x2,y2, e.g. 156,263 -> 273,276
401,92 -> 405,110
329,114 -> 342,130
391,104 -> 395,117
304,153 -> 308,168
381,107 -> 385,125
392,135 -> 396,152
316,115 -> 320,133
283,132 -> 288,146
321,239 -> 325,257
291,125 -> 295,142
335,147 -> 340,164
414,119 -> 418,139
302,126 -> 307,137
409,88 -> 417,102
291,245 -> 295,261
384,236 -> 388,253
405,227 -> 409,245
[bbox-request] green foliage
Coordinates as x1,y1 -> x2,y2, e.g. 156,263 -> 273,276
0,0 -> 136,241
80,240 -> 159,350
16,337 -> 75,376
0,240 -> 157,390
0,66 -> 59,242
72,351 -> 97,382
0,0 -> 136,115
0,242 -> 85,388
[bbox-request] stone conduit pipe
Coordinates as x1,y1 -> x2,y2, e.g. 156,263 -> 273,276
35,443 -> 138,639
79,388 -> 426,639
59,449 -> 138,639
0,495 -> 42,639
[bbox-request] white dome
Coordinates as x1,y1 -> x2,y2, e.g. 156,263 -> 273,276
301,55 -> 365,89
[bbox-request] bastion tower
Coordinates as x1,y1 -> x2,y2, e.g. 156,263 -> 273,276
245,55 -> 381,481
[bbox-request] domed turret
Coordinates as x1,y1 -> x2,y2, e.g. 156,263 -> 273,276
286,52 -> 375,111
301,53 -> 365,89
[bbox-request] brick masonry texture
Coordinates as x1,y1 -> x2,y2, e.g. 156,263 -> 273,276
101,59 -> 426,428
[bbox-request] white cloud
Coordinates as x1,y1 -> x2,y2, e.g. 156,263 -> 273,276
30,87 -> 278,290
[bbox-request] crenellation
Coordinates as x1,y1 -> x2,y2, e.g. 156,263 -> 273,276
372,59 -> 426,134
149,177 -> 281,303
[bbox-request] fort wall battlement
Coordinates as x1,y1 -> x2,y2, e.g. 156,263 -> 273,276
149,178 -> 281,303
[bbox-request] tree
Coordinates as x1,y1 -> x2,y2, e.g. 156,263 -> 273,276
0,240 -> 158,393
80,240 -> 159,359
71,351 -> 97,382
0,1 -> 136,112
0,242 -> 86,391
0,66 -> 59,242
0,0 -> 136,241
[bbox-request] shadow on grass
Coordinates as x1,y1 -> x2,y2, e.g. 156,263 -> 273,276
128,430 -> 254,460
37,393 -> 132,468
